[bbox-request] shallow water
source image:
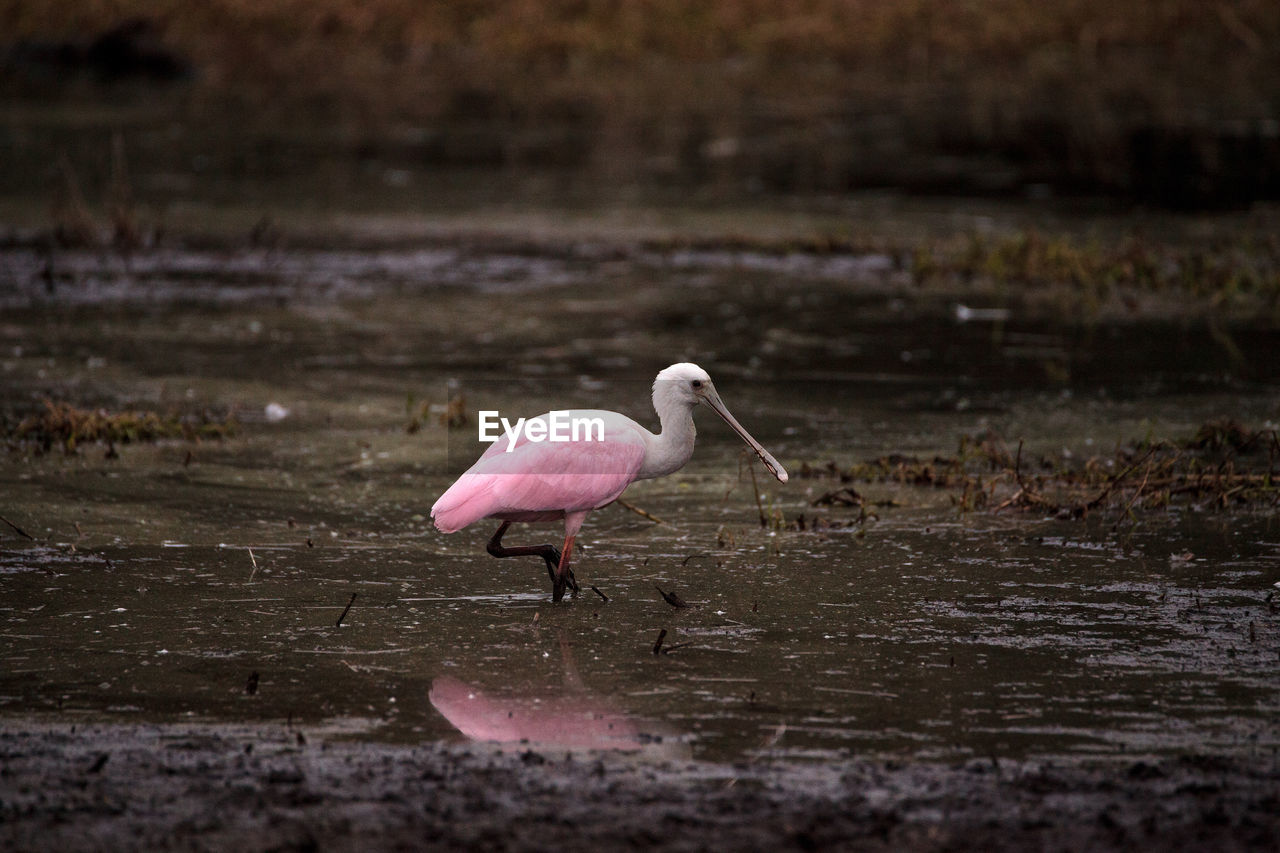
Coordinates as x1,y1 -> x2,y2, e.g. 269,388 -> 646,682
1,237 -> 1278,763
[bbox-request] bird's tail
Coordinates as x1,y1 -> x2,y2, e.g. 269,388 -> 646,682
430,474 -> 491,533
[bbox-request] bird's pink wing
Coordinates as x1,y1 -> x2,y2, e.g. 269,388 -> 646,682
431,425 -> 646,533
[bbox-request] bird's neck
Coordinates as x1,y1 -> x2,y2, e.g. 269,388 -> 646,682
638,399 -> 697,480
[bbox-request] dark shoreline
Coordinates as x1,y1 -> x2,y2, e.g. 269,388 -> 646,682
2,720 -> 1277,852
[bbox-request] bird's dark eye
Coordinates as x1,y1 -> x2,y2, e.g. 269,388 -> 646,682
691,380 -> 703,389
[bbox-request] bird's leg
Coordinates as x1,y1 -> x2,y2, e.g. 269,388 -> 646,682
486,521 -> 562,582
552,534 -> 577,604
554,511 -> 590,601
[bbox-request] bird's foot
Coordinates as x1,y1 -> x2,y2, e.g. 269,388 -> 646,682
549,567 -> 579,603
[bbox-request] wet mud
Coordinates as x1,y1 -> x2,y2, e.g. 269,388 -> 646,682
2,721 -> 1278,852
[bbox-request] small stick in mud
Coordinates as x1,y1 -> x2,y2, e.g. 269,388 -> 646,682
591,585 -> 609,602
654,585 -> 690,608
1113,458 -> 1156,528
1084,446 -> 1158,512
615,498 -> 666,525
652,628 -> 667,654
748,462 -> 768,527
336,593 -> 358,627
0,513 -> 36,541
247,548 -> 259,582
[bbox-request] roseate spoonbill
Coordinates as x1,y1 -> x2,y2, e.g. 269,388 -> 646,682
431,363 -> 788,602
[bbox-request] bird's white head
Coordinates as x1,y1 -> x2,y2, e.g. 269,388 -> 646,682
652,362 -> 788,483
654,362 -> 713,407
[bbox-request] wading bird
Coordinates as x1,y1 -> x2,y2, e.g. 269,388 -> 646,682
431,363 -> 788,602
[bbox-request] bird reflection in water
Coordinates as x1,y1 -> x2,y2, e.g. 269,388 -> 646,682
429,633 -> 688,757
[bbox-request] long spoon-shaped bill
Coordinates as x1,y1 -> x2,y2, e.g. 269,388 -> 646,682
702,390 -> 788,483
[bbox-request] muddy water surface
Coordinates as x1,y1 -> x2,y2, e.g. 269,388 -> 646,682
1,237 -> 1278,764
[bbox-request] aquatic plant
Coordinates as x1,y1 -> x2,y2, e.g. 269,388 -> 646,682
50,134 -> 150,250
3,399 -> 237,455
800,421 -> 1280,521
911,230 -> 1280,312
405,391 -> 468,434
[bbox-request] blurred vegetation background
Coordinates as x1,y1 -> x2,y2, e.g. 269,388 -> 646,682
2,0 -> 1279,211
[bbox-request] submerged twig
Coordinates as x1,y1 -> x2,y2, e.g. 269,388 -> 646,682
652,629 -> 667,655
0,513 -> 36,541
615,498 -> 666,524
336,593 -> 358,627
654,585 -> 691,609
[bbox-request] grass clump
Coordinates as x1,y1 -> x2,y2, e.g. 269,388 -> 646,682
911,231 -> 1280,312
800,420 -> 1280,520
4,399 -> 237,455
